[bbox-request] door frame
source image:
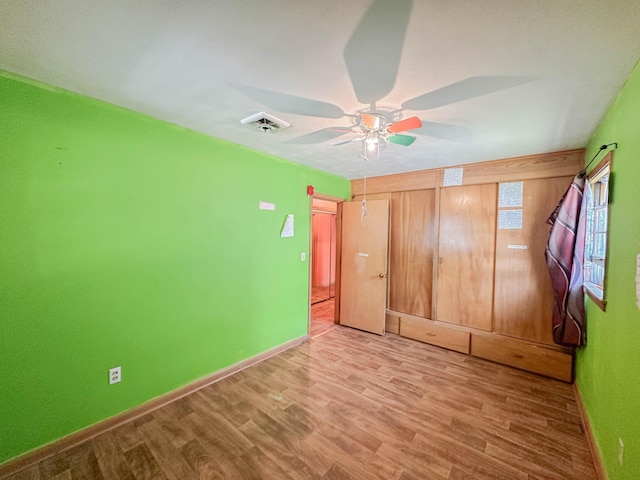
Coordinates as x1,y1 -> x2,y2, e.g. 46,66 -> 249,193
308,193 -> 345,335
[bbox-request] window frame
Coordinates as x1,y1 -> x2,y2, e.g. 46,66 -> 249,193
583,151 -> 613,310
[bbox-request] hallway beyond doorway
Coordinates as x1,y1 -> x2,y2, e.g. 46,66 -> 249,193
310,298 -> 336,338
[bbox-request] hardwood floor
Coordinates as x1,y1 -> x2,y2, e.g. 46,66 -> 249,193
4,326 -> 596,480
311,285 -> 334,305
310,299 -> 336,338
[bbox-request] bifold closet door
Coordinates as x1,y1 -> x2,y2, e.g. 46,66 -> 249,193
436,184 -> 497,330
389,189 -> 436,318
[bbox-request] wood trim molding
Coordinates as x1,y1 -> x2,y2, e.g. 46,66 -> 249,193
311,192 -> 347,203
351,149 -> 585,196
334,201 -> 343,324
573,383 -> 608,480
0,335 -> 310,479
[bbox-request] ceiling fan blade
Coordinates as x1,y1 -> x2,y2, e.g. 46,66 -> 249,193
234,84 -> 345,119
334,136 -> 364,146
415,122 -> 473,144
284,127 -> 354,145
387,134 -> 416,146
361,113 -> 381,130
387,116 -> 422,133
401,76 -> 538,111
343,0 -> 413,105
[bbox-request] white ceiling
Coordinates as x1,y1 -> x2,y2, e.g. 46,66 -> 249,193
2,0 -> 639,179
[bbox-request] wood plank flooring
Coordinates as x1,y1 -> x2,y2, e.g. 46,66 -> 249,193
4,326 -> 596,479
310,299 -> 337,338
311,285 -> 334,305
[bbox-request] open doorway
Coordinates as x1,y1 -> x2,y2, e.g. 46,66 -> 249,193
310,198 -> 338,337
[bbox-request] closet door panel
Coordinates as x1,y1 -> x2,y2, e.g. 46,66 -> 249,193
389,190 -> 436,318
493,176 -> 572,344
436,184 -> 497,330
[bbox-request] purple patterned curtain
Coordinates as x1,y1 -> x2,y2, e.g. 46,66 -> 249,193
545,174 -> 587,347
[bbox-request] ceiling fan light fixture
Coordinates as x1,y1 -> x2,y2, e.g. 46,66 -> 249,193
365,132 -> 379,152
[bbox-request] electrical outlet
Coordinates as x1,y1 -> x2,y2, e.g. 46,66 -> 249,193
109,366 -> 121,385
301,252 -> 306,262
618,438 -> 624,465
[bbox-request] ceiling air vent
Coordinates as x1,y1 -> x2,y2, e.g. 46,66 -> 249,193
240,111 -> 290,133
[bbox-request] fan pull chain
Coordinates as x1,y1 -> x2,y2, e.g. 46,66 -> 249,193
361,196 -> 368,227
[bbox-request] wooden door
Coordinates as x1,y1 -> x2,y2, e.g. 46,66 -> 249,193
339,199 -> 389,335
389,189 -> 436,318
436,184 -> 497,330
493,177 -> 572,344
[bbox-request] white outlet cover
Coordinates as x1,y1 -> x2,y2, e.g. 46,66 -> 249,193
109,366 -> 121,385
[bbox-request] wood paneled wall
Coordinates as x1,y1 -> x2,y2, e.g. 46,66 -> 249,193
351,149 -> 584,196
493,176 -> 573,345
348,149 -> 584,381
389,190 -> 436,319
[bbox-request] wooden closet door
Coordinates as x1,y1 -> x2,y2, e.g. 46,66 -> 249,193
436,184 -> 497,330
389,190 -> 436,318
340,199 -> 389,335
493,176 -> 572,345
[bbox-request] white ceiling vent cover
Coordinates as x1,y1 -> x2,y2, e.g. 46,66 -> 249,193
240,111 -> 290,133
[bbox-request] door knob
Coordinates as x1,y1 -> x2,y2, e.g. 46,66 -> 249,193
378,273 -> 386,279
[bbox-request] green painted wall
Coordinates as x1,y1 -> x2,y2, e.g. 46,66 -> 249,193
576,59 -> 640,479
0,71 -> 350,464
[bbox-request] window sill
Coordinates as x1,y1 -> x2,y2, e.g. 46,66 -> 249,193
584,284 -> 606,311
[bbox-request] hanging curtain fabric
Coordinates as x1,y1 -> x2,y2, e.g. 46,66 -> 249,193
545,173 -> 587,347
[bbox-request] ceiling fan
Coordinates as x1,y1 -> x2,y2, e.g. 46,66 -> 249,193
334,111 -> 423,152
236,0 -> 535,154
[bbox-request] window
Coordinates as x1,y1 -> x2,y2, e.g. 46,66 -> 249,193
583,152 -> 612,310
